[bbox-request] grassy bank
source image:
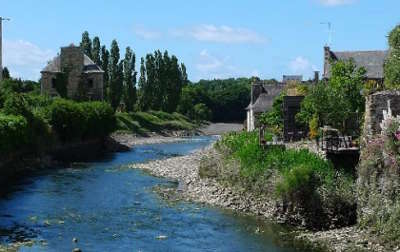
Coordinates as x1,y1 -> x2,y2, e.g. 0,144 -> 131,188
115,110 -> 197,136
204,132 -> 356,229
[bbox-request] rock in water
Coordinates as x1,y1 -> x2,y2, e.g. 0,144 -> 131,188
73,248 -> 82,252
72,237 -> 78,243
156,235 -> 168,240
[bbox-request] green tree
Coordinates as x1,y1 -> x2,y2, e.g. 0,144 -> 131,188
181,63 -> 188,87
101,45 -> 110,100
138,57 -> 148,110
123,47 -> 137,111
297,60 -> 366,134
80,31 -> 92,58
384,25 -> 400,89
109,40 -> 123,110
92,36 -> 101,66
193,103 -> 212,122
2,67 -> 10,79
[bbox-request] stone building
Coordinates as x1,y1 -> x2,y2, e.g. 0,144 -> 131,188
323,46 -> 388,83
245,74 -> 318,132
41,44 -> 104,100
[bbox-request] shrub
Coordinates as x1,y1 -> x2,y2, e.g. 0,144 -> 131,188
0,113 -> 29,153
193,103 -> 212,122
81,101 -> 116,139
48,99 -> 87,141
276,164 -> 320,206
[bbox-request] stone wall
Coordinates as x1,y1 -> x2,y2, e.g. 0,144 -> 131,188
41,72 -> 58,96
61,46 -> 84,98
363,90 -> 400,137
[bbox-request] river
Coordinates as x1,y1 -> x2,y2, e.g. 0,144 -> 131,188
0,136 -> 320,252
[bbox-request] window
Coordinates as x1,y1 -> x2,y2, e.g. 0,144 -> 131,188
88,79 -> 94,88
51,78 -> 57,88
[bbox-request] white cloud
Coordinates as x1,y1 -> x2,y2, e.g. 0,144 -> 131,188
318,0 -> 357,6
289,56 -> 318,78
172,24 -> 266,44
194,49 -> 260,80
133,25 -> 162,40
3,40 -> 55,80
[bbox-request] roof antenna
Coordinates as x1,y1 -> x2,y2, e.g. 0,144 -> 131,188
320,22 -> 332,46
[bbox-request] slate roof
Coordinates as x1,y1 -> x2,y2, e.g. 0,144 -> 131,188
41,54 -> 103,73
326,50 -> 388,79
283,75 -> 303,83
246,93 -> 275,113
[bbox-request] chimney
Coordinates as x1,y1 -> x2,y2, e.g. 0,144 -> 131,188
323,46 -> 331,79
60,45 -> 84,73
314,71 -> 319,83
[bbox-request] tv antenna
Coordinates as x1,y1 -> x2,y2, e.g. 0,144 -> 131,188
320,22 -> 332,46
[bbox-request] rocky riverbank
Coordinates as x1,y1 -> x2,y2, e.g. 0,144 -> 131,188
130,145 -> 389,252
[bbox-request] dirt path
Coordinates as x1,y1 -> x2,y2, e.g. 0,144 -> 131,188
199,123 -> 243,135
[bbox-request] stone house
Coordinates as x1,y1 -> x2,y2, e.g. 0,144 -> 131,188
323,46 -> 388,84
41,44 -> 104,100
245,74 -> 318,132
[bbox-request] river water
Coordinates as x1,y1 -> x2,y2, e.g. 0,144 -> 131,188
0,136 -> 320,252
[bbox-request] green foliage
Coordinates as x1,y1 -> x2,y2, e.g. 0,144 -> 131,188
0,78 -> 40,94
298,60 -> 365,134
138,50 -> 185,113
0,113 -> 28,153
101,45 -> 110,100
54,72 -> 69,98
49,99 -> 115,141
91,36 -> 101,66
2,67 -> 10,79
80,31 -> 92,58
215,131 -> 355,226
115,111 -> 195,135
109,40 -> 123,110
259,94 -> 284,136
178,78 -> 251,122
81,101 -> 116,138
193,103 -> 212,122
48,99 -> 86,141
123,47 -> 137,112
384,25 -> 400,89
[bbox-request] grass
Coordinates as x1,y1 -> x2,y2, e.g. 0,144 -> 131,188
213,131 -> 356,229
115,110 -> 196,135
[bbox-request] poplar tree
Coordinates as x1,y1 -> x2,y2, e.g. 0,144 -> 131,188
101,45 -> 110,100
138,57 -> 148,110
181,63 -> 188,86
109,40 -> 123,110
92,36 -> 101,66
80,31 -> 92,58
123,47 -> 137,111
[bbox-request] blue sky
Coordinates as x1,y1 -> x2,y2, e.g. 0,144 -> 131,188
1,0 -> 399,81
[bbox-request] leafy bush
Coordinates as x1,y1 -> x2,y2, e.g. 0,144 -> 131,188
193,103 -> 212,122
49,99 -> 115,141
0,113 -> 29,153
215,131 -> 355,228
48,99 -> 87,141
81,101 -> 116,138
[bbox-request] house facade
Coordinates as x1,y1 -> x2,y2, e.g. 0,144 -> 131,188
245,74 -> 319,132
41,44 -> 104,100
323,46 -> 388,83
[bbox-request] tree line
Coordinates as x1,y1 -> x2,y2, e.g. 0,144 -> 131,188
79,31 -> 188,112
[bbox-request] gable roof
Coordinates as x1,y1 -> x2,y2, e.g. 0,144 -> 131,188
246,93 -> 275,113
41,54 -> 104,73
326,49 -> 388,79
